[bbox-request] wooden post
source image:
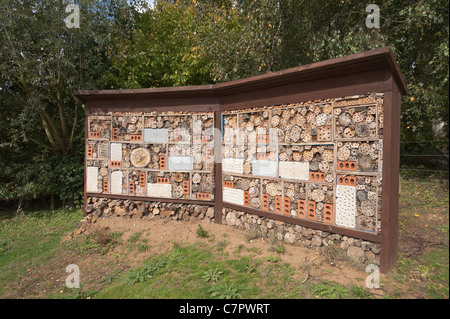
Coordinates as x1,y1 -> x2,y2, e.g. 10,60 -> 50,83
213,103 -> 223,224
379,68 -> 402,273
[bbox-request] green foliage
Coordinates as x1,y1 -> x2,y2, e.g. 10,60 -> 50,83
312,281 -> 350,299
0,239 -> 12,255
103,1 -> 213,88
196,224 -> 210,238
96,270 -> 122,286
122,259 -> 168,286
272,243 -> 285,254
207,282 -> 246,299
266,255 -> 280,263
201,268 -> 224,282
0,208 -> 83,297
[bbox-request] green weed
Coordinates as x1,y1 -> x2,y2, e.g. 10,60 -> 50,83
196,224 -> 209,238
122,259 -> 168,286
312,281 -> 350,299
201,268 -> 224,283
208,282 -> 246,299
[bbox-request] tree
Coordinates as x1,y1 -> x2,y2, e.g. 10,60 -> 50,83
0,0 -> 139,207
104,0 -> 213,88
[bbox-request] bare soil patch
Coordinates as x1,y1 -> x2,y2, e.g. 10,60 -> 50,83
70,215 -> 419,298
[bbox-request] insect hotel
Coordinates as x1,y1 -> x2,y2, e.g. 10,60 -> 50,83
75,47 -> 407,273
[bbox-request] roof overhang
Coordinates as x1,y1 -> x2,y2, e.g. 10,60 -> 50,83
74,46 -> 407,104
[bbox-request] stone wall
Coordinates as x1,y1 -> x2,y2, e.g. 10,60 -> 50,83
85,196 -> 215,223
222,208 -> 380,266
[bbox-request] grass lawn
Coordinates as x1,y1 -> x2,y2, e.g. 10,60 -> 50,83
0,176 -> 448,299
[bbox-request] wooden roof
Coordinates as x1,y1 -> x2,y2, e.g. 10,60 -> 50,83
74,46 -> 407,103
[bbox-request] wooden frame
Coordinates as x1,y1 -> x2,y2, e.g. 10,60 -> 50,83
75,47 -> 407,273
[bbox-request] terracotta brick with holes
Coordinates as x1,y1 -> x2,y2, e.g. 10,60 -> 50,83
205,147 -> 214,163
337,175 -> 357,186
223,181 -> 235,188
160,156 -> 167,170
257,134 -> 269,144
275,195 -> 282,213
307,201 -> 316,220
283,197 -> 291,216
262,194 -> 269,211
183,180 -> 190,194
139,172 -> 146,187
110,161 -> 121,168
256,153 -> 269,160
157,177 -> 169,184
196,192 -> 211,200
298,199 -> 306,218
103,180 -> 109,193
112,128 -> 119,141
244,191 -> 250,206
173,128 -> 181,142
89,131 -> 100,138
337,161 -> 357,171
309,171 -> 326,182
130,134 -> 142,142
87,145 -> 93,158
323,203 -> 333,224
129,182 -> 135,195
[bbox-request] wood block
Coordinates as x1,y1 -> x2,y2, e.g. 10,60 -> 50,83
223,187 -> 244,206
